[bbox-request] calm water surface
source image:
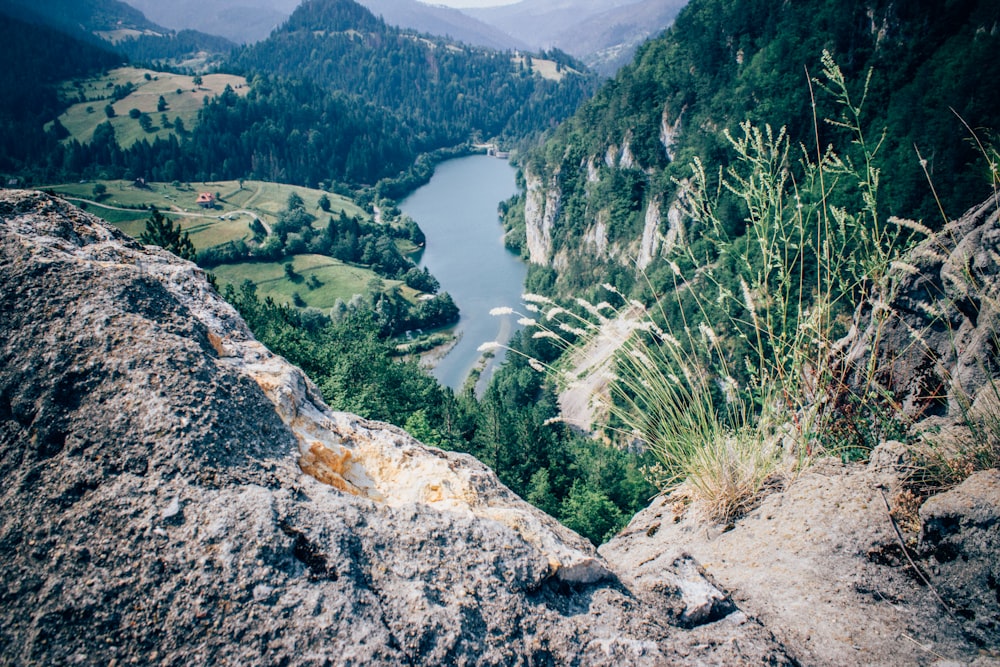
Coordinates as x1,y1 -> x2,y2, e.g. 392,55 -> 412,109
399,155 -> 525,391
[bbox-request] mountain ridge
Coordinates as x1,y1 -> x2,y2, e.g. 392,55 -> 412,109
508,0 -> 1000,297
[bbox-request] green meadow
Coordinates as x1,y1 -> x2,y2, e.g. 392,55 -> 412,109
46,179 -> 367,251
211,255 -> 417,311
44,178 -> 416,308
55,67 -> 249,148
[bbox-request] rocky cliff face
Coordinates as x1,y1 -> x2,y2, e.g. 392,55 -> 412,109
523,169 -> 559,266
0,190 -> 792,665
835,196 -> 1000,422
603,195 -> 1000,666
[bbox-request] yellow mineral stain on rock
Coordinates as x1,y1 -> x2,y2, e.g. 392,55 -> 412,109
299,441 -> 361,496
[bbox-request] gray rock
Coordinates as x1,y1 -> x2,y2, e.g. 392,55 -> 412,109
0,190 -> 792,665
602,459 -> 997,666
919,469 -> 1000,647
831,197 -> 1000,422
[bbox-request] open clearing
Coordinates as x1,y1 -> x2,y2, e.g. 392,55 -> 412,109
47,179 -> 367,252
46,179 -> 413,310
55,67 -> 249,148
211,255 -> 416,311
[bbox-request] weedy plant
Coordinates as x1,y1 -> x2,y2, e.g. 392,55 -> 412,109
617,52 -> 926,519
488,53 -> 1000,523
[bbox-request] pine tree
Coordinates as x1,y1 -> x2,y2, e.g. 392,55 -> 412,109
139,207 -> 196,262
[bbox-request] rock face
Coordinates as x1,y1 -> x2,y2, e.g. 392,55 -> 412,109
602,196 -> 1000,666
0,191 -> 793,665
834,196 -> 1000,421
919,469 -> 1000,647
603,452 -> 1000,666
523,170 -> 559,266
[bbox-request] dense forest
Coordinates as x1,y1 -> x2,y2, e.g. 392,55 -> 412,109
0,15 -> 121,176
57,78 -> 424,186
507,0 -> 1000,298
115,30 -> 236,65
229,0 -> 597,147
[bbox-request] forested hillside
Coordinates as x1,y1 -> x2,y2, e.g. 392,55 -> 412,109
0,14 -> 121,175
1,0 -> 233,66
2,0 -> 594,191
507,0 -> 1000,297
229,0 -> 597,147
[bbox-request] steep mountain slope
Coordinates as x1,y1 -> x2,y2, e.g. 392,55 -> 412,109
466,0 -> 687,75
126,0 -> 527,49
0,189 -> 794,665
0,11 -> 121,174
553,0 -> 687,75
508,0 -> 1000,296
1,0 -> 159,39
2,0 -> 235,64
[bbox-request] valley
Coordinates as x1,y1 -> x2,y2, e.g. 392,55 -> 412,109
1,0 -> 999,664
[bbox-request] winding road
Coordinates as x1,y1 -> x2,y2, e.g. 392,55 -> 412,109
62,196 -> 271,234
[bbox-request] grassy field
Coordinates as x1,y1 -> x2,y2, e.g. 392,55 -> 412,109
511,55 -> 579,82
44,178 -> 416,310
211,255 -> 416,310
46,179 -> 368,252
54,67 -> 249,148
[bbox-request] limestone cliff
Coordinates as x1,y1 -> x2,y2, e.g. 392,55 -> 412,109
603,196 -> 1000,666
834,196 -> 1000,422
0,191 -> 791,665
523,169 -> 559,266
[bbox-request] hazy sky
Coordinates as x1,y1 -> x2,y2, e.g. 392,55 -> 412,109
416,0 -> 521,7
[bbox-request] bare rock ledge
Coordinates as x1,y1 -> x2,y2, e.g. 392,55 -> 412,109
0,191 -> 790,665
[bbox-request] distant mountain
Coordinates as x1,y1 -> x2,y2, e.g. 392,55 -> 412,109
0,0 -> 160,43
465,0 -> 688,75
357,0 -> 526,51
126,0 -> 528,52
553,0 -> 688,75
230,0 -> 597,145
123,0 -> 302,44
1,0 -> 235,63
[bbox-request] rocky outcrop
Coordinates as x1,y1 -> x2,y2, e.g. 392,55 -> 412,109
833,196 -> 1000,421
919,469 -> 1000,647
660,105 -> 684,162
582,212 -> 609,260
603,451 -> 999,665
523,169 -> 559,266
601,196 -> 1000,666
0,190 -> 793,665
637,198 -> 662,271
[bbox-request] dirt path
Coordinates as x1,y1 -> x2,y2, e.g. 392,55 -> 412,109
557,304 -> 643,432
65,197 -> 271,235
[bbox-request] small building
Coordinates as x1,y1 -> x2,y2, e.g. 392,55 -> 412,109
196,192 -> 215,209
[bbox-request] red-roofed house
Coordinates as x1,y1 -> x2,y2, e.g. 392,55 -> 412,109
196,192 -> 215,209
